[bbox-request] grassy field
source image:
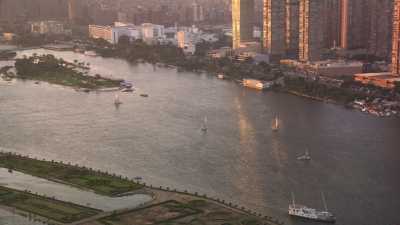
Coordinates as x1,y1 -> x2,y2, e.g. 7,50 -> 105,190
99,200 -> 201,225
0,153 -> 143,197
95,198 -> 266,225
0,186 -> 101,223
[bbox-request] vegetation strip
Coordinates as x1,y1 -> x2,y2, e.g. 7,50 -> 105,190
99,200 -> 202,225
0,152 -> 143,197
0,186 -> 101,223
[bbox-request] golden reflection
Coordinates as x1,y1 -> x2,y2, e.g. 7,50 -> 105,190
233,96 -> 261,202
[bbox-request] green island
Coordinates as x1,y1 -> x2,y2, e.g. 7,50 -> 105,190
0,152 -> 281,225
14,54 -> 122,89
0,186 -> 100,223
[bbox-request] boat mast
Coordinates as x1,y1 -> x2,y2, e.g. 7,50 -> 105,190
321,191 -> 328,211
291,192 -> 296,207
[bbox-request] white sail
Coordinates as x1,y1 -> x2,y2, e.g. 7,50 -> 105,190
321,191 -> 328,212
201,116 -> 208,131
114,94 -> 122,105
272,116 -> 279,131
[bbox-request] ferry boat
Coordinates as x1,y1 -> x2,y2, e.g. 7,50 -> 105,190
289,192 -> 336,223
84,51 -> 97,57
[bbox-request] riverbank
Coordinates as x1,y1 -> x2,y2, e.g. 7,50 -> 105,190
0,152 -> 282,225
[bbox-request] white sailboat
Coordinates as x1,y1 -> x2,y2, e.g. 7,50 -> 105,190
114,94 -> 122,106
271,116 -> 279,131
289,192 -> 336,223
201,116 -> 208,132
297,149 -> 311,161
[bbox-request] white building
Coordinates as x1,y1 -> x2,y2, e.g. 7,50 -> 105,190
193,3 -> 205,22
164,26 -> 178,45
89,23 -> 141,44
141,23 -> 165,44
112,25 -> 141,44
177,30 -> 196,54
31,21 -> 65,35
89,25 -> 113,43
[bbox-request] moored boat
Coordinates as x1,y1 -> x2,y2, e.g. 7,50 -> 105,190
289,192 -> 336,223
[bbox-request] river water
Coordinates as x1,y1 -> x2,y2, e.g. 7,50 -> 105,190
0,49 -> 399,225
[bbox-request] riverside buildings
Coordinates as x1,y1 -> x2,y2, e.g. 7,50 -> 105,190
232,0 -> 255,49
88,23 -> 160,44
392,0 -> 400,75
354,0 -> 400,89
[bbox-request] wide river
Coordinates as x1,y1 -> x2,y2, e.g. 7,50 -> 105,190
0,49 -> 399,225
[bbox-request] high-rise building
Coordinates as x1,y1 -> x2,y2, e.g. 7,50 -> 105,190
68,0 -> 77,23
340,0 -> 370,50
299,0 -> 325,62
193,2 -> 204,22
368,0 -> 393,59
285,0 -> 300,57
392,0 -> 400,75
263,0 -> 286,59
323,0 -> 340,49
232,0 -> 255,49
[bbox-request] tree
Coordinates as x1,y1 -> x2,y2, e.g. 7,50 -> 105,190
118,35 -> 130,47
394,81 -> 400,94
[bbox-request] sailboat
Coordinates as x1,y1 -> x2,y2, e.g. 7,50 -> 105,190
297,149 -> 311,161
201,116 -> 208,132
289,192 -> 336,223
114,94 -> 122,106
271,116 -> 279,131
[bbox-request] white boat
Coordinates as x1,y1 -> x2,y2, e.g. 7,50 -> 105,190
114,94 -> 122,106
297,149 -> 311,161
217,74 -> 225,79
243,79 -> 272,90
271,116 -> 279,132
289,192 -> 336,223
201,116 -> 208,132
84,51 -> 97,56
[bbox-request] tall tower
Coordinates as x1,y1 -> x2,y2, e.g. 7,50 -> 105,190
324,0 -> 340,49
285,0 -> 300,57
392,0 -> 400,75
232,0 -> 255,49
340,0 -> 370,50
340,0 -> 349,49
299,0 -> 324,62
368,0 -> 393,59
263,0 -> 286,60
68,0 -> 77,23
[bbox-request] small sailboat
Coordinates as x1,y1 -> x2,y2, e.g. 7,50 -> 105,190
297,149 -> 311,161
201,116 -> 208,132
114,94 -> 122,106
289,192 -> 336,223
271,116 -> 279,131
